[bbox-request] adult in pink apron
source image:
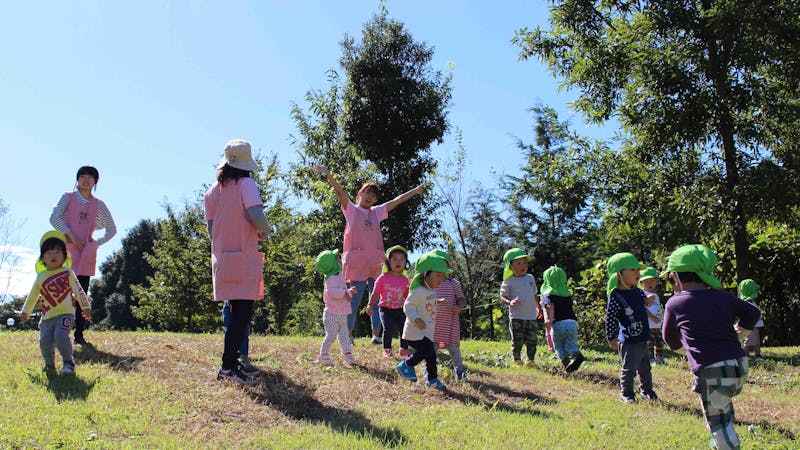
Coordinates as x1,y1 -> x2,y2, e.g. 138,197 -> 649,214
204,139 -> 270,383
312,164 -> 425,342
50,165 -> 116,345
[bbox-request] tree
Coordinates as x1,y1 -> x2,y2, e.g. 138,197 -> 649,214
0,197 -> 25,300
91,219 -> 159,329
514,0 -> 800,280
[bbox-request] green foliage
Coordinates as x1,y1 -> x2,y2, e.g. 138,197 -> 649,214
575,260 -> 611,347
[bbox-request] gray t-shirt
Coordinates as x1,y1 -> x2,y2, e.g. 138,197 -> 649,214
500,274 -> 539,320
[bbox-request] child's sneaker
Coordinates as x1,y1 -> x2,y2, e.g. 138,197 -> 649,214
317,355 -> 333,366
399,348 -> 411,358
396,360 -> 417,382
619,393 -> 637,404
217,367 -> 256,384
371,336 -> 383,345
513,360 -> 524,367
565,351 -> 585,373
343,352 -> 356,367
238,356 -> 259,376
425,378 -> 445,391
524,360 -> 535,368
61,362 -> 75,376
382,348 -> 393,358
655,357 -> 666,365
640,390 -> 659,401
455,368 -> 468,381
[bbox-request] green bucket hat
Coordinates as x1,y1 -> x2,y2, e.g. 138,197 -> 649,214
315,249 -> 341,281
541,266 -> 570,297
660,244 -> 722,289
409,253 -> 451,290
428,248 -> 450,261
737,279 -> 759,302
639,267 -> 658,282
502,248 -> 531,281
606,252 -> 646,297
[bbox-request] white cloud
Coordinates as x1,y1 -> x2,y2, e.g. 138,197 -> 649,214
0,245 -> 38,298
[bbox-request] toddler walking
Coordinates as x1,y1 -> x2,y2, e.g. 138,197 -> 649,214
316,250 -> 357,366
430,249 -> 468,381
367,245 -> 411,358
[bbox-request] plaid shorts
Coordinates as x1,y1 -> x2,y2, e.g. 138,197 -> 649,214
692,357 -> 749,450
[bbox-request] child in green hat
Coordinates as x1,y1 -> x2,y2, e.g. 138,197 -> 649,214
500,248 -> 541,368
429,249 -> 468,381
604,252 -> 657,403
396,253 -> 451,390
661,244 -> 761,450
315,250 -> 358,366
737,279 -> 764,361
541,266 -> 584,372
639,267 -> 665,366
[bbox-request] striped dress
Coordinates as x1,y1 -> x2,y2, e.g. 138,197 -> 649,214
434,278 -> 466,345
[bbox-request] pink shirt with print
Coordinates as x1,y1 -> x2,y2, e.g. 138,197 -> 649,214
372,273 -> 410,309
323,274 -> 352,316
204,177 -> 265,301
341,199 -> 388,282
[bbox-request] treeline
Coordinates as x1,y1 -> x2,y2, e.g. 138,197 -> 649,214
85,5 -> 799,346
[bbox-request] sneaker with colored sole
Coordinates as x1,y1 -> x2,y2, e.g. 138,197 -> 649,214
425,378 -> 445,390
399,348 -> 411,358
396,360 -> 417,382
382,349 -> 393,358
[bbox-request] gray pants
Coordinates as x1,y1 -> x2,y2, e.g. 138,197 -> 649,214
445,343 -> 464,372
39,314 -> 75,369
619,340 -> 653,396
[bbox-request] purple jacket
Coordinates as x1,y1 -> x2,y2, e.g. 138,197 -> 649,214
662,289 -> 760,373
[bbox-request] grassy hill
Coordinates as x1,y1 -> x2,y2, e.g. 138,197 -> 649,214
1,331 -> 797,449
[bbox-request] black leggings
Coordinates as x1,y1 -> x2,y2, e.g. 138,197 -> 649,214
407,337 -> 437,380
222,300 -> 254,370
379,307 -> 409,350
75,275 -> 91,340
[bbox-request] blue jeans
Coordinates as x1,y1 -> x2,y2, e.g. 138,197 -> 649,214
222,300 -> 250,357
551,319 -> 580,360
348,278 -> 380,333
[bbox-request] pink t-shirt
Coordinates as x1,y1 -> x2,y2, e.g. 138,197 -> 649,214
323,274 -> 352,316
341,199 -> 388,282
372,272 -> 410,309
204,177 -> 265,301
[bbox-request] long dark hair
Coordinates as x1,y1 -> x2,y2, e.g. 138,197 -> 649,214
217,164 -> 252,184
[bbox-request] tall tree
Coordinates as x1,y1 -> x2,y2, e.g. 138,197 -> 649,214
0,197 -> 25,300
339,11 -> 452,249
514,0 -> 800,280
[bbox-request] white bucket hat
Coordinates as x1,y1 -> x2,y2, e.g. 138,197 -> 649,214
217,139 -> 259,171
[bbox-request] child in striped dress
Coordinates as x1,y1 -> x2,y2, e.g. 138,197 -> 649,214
430,250 -> 468,381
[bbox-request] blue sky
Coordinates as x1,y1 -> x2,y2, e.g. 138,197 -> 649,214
1,1 -> 615,296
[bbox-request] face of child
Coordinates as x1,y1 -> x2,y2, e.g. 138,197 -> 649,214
618,268 -> 640,289
425,270 -> 446,289
510,258 -> 529,277
76,174 -> 96,191
640,278 -> 657,291
43,248 -> 65,271
389,252 -> 407,274
357,188 -> 378,208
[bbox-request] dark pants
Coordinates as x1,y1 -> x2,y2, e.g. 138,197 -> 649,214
74,275 -> 91,341
406,337 -> 437,380
379,307 -> 409,350
510,318 -> 538,361
620,340 -> 653,396
222,300 -> 254,370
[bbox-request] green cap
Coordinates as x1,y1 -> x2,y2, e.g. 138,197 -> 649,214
737,279 -> 759,302
502,248 -> 531,281
639,267 -> 658,282
661,244 -> 722,289
315,249 -> 341,281
606,252 -> 646,297
410,253 -> 451,290
541,266 -> 570,297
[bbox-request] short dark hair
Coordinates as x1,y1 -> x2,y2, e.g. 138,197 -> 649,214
76,166 -> 99,183
217,164 -> 252,184
384,249 -> 410,272
669,271 -> 704,285
40,238 -> 66,262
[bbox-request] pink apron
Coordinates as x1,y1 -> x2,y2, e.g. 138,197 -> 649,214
65,191 -> 100,276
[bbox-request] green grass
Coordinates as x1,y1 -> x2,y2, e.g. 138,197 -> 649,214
1,331 -> 797,449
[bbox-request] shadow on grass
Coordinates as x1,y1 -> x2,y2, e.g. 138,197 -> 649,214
449,379 -> 560,419
74,344 -> 143,372
26,370 -> 97,403
244,369 -> 408,447
659,399 -> 797,440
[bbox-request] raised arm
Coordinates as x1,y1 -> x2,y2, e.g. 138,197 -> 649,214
312,165 -> 349,209
384,183 -> 425,213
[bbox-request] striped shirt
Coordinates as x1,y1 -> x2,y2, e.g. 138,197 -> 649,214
434,278 -> 466,345
50,191 -> 117,245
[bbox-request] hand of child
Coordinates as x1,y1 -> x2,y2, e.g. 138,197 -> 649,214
414,318 -> 426,330
366,304 -> 374,316
348,287 -> 357,296
609,339 -> 620,351
21,313 -> 29,323
510,297 -> 519,307
311,164 -> 329,176
537,309 -> 544,320
82,310 -> 92,320
68,232 -> 84,251
436,297 -> 447,305
413,183 -> 425,196
452,305 -> 462,314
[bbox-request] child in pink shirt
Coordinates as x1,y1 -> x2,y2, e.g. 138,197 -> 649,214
312,165 -> 424,344
367,245 -> 411,358
316,250 -> 357,366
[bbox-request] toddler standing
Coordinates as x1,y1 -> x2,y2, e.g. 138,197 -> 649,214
316,250 -> 357,366
367,245 -> 411,358
430,249 -> 468,381
640,267 -> 665,365
500,248 -> 541,367
541,266 -> 584,372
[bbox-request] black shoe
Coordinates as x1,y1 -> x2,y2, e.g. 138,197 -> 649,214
620,393 -> 637,404
217,367 -> 257,384
565,351 -> 585,373
560,357 -> 570,369
74,337 -> 91,346
640,390 -> 659,401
